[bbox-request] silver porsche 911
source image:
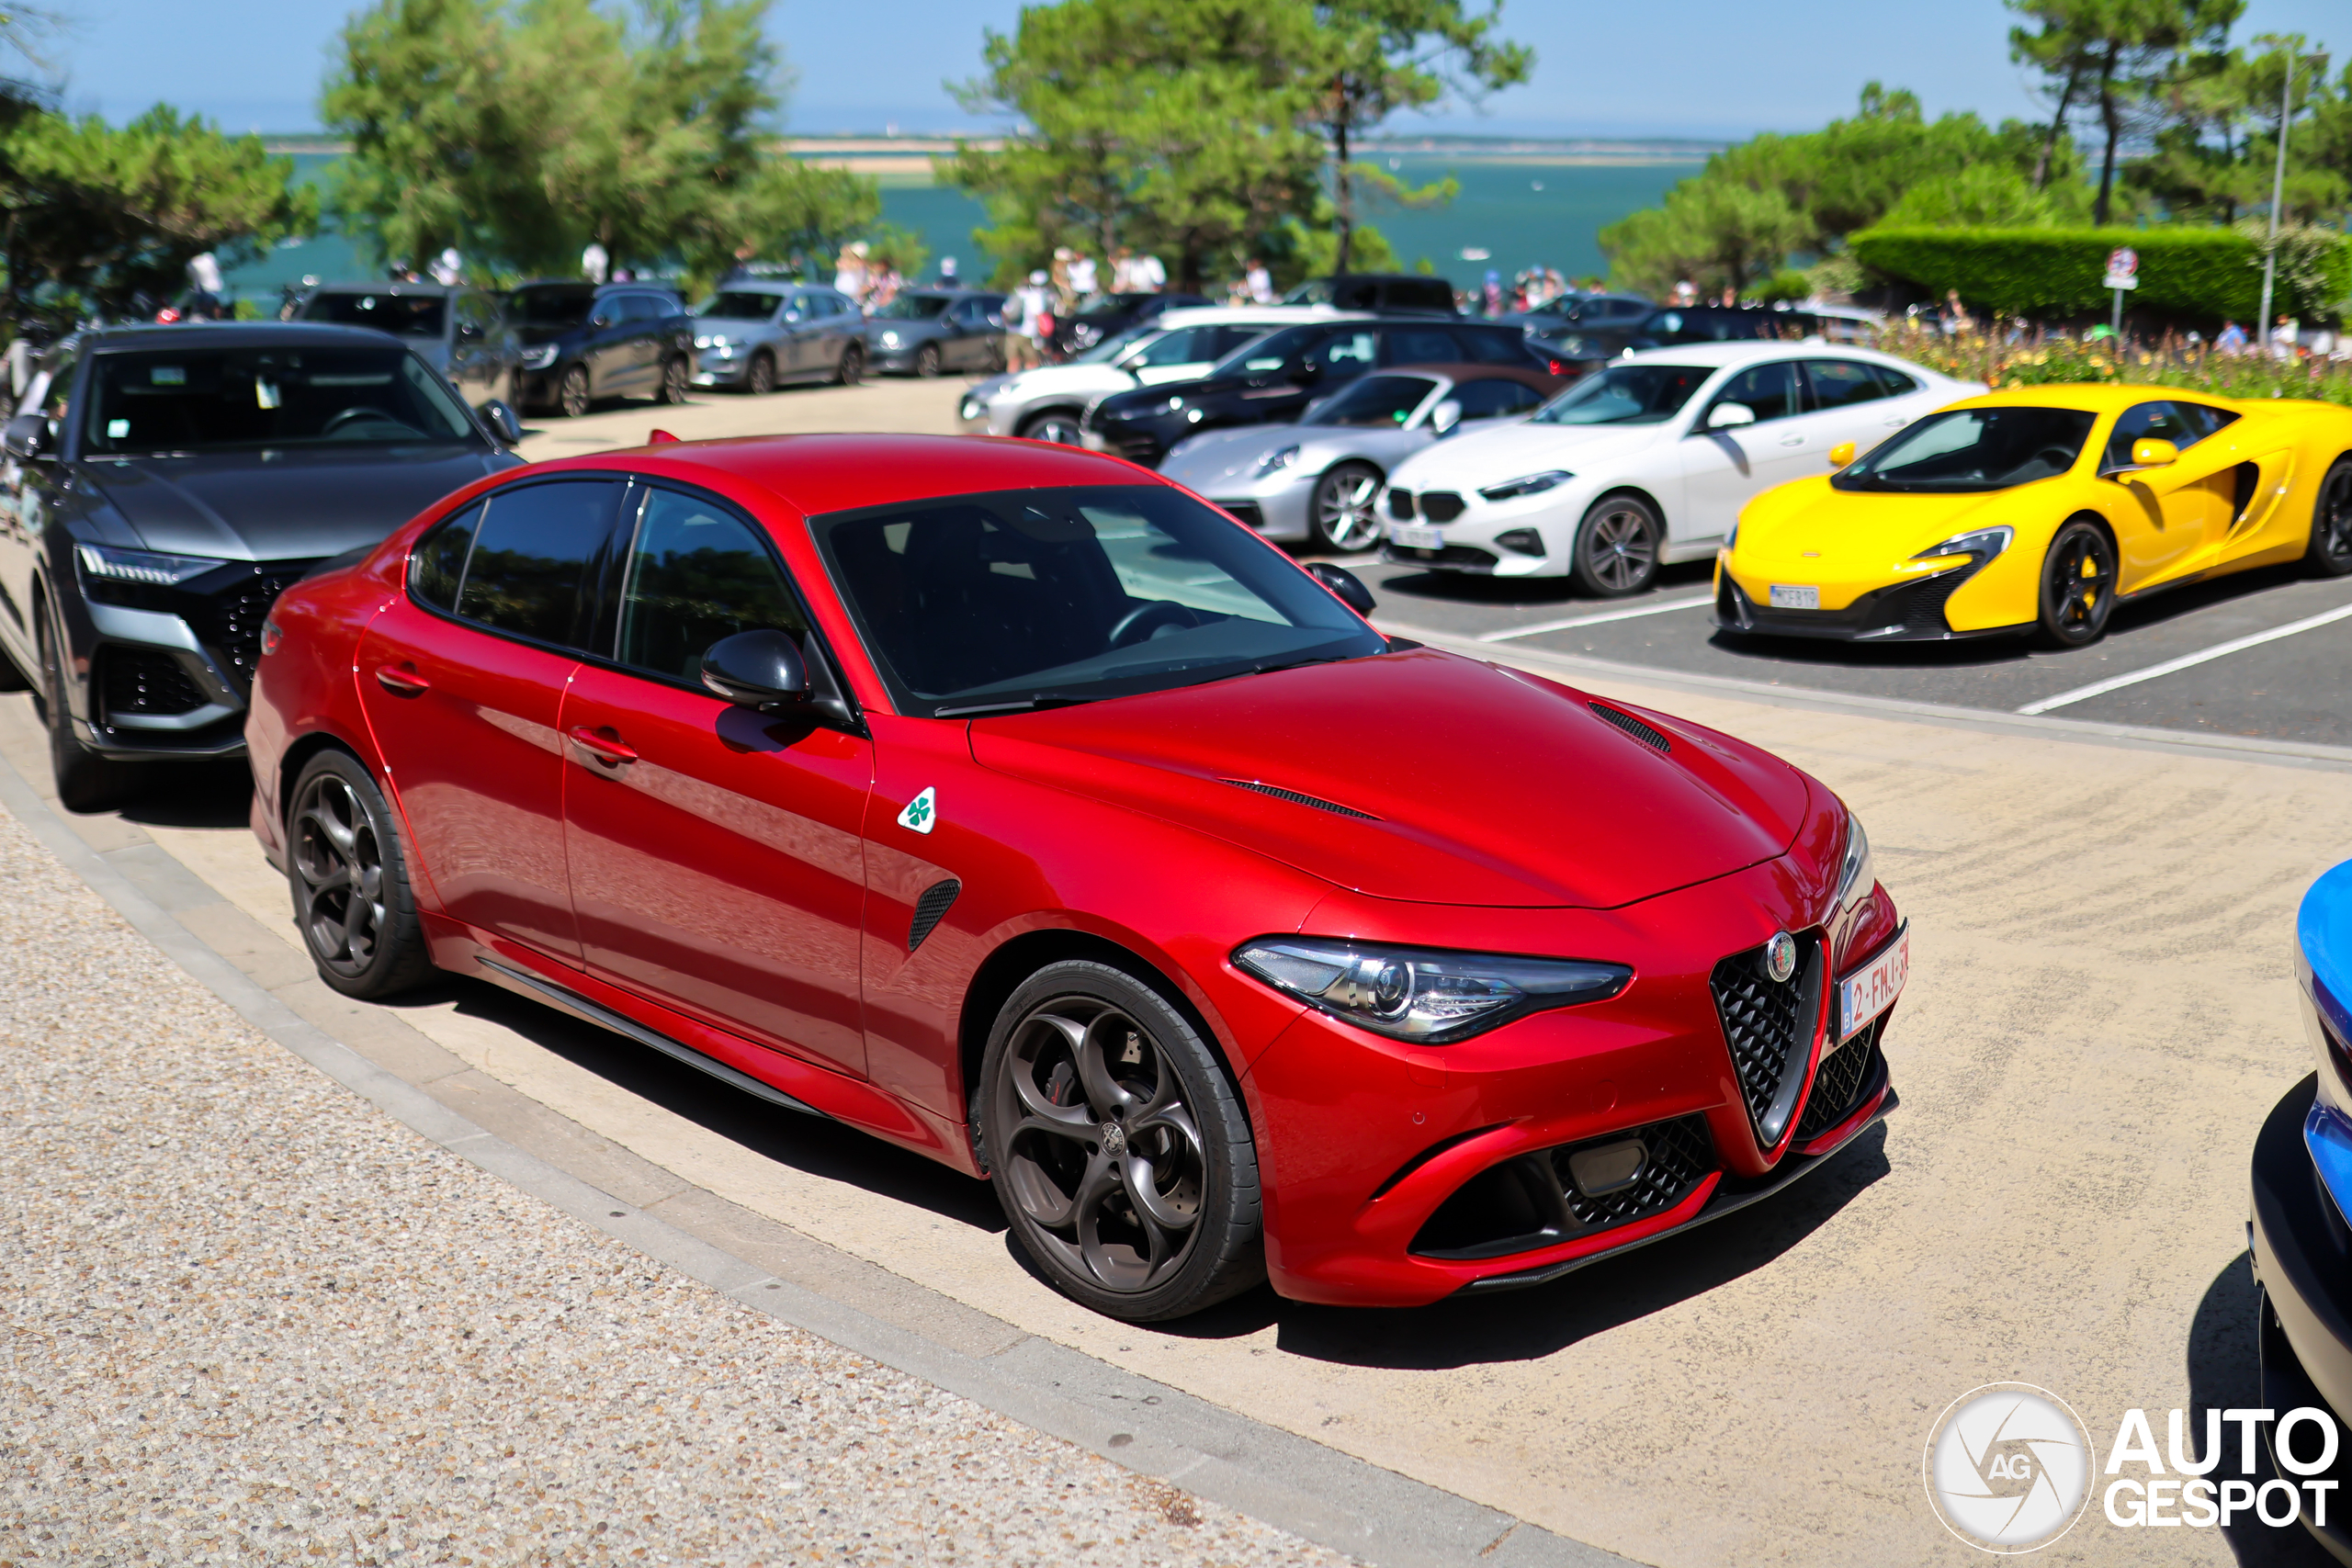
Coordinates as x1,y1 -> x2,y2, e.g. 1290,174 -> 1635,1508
1157,363 -> 1565,550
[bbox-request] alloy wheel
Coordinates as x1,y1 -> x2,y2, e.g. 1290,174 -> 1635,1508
915,343 -> 943,378
748,352 -> 775,395
291,772 -> 390,978
2312,459 -> 2352,576
994,995 -> 1206,1293
1313,464 -> 1382,551
836,344 -> 864,387
1578,498 -> 1660,595
558,366 -> 591,419
1021,412 -> 1084,446
2040,522 -> 2117,646
658,355 -> 689,404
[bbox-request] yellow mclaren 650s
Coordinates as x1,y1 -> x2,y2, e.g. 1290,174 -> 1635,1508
1714,383 -> 2352,649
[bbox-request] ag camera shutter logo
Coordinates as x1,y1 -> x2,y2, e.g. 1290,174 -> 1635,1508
1923,1383 -> 2093,1552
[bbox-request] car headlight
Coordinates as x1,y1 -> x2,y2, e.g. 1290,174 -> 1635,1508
1836,808 -> 1874,911
75,542 -> 224,586
1478,470 -> 1574,502
520,344 -> 558,370
880,331 -> 900,347
1233,937 -> 1631,1044
1255,444 -> 1301,477
1914,525 -> 2012,562
959,396 -> 984,422
694,333 -> 714,349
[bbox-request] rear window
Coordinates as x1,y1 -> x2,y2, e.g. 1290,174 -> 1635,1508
300,291 -> 447,338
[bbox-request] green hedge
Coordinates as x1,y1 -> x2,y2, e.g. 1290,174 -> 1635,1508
1847,225 -> 2351,323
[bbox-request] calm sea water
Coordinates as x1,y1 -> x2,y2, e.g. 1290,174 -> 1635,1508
220,155 -> 1701,301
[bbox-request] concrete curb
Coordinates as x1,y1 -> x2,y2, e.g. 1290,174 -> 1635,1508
0,746 -> 1638,1568
1379,619 -> 2352,774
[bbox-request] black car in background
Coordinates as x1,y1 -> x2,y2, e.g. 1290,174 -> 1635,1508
863,289 -> 1012,377
1504,290 -> 1653,344
1281,274 -> 1459,314
1084,318 -> 1566,467
510,281 -> 695,416
1625,305 -> 1824,348
0,323 -> 523,808
1050,291 -> 1214,355
293,281 -> 521,409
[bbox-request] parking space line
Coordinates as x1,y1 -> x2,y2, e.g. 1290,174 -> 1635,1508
1476,592 -> 1716,642
2016,601 -> 2352,716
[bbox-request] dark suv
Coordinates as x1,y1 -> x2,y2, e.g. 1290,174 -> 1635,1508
511,282 -> 695,417
1084,318 -> 1566,466
1282,275 -> 1460,314
294,281 -> 521,408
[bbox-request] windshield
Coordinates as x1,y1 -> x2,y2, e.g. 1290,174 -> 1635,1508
698,290 -> 784,320
812,484 -> 1385,715
511,288 -> 594,327
1306,375 -> 1434,428
82,347 -> 478,453
300,291 -> 447,338
872,294 -> 952,321
1834,406 -> 2097,493
1532,364 -> 1709,425
1077,325 -> 1157,365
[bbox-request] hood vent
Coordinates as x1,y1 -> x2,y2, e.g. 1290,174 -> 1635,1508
1589,702 -> 1672,753
1223,779 -> 1381,820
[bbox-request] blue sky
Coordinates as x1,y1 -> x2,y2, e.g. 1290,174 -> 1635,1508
40,0 -> 2351,141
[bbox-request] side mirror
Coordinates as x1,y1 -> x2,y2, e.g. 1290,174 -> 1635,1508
701,628 -> 809,709
1306,560 -> 1375,616
1430,399 -> 1463,436
3,412 -> 51,459
590,312 -> 613,330
457,321 -> 483,340
2132,437 -> 2179,468
1704,401 -> 1757,431
783,310 -> 802,323
479,400 -> 523,446
1292,359 -> 1324,384
1827,440 -> 1857,468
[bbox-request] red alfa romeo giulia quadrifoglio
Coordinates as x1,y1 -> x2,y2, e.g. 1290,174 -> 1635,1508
245,434 -> 1905,1321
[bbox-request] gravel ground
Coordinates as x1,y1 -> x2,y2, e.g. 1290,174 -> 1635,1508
0,800 -> 1357,1568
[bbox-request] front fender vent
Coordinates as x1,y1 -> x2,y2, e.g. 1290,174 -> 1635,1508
1589,702 -> 1672,753
908,878 -> 960,952
1223,779 -> 1380,820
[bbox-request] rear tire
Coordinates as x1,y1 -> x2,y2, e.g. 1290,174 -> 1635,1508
557,365 -> 591,419
286,750 -> 435,999
2035,518 -> 2119,649
977,959 -> 1264,1322
914,342 -> 943,378
656,355 -> 689,405
1570,492 -> 1663,597
2306,457 -> 2352,578
747,351 -> 775,396
1307,461 -> 1383,551
38,602 -> 140,813
835,343 -> 865,387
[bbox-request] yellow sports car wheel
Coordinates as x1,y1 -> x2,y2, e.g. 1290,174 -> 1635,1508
2038,520 -> 2118,649
2310,457 -> 2352,578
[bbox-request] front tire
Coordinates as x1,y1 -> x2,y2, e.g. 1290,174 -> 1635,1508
287,750 -> 434,998
2036,518 -> 2119,649
1571,492 -> 1662,597
38,602 -> 140,813
978,959 -> 1264,1322
913,342 -> 943,378
835,343 -> 865,387
1017,410 -> 1085,446
746,351 -> 775,396
1308,461 -> 1383,551
2307,457 -> 2352,578
656,355 -> 689,405
557,365 -> 591,419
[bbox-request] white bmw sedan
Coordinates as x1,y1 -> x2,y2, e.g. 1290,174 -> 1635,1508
1379,342 -> 1983,595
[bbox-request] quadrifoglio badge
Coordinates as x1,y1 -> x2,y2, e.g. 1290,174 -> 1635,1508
1925,1385 -> 2344,1551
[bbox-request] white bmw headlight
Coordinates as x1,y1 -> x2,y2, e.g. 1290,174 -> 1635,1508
1478,470 -> 1574,502
1235,937 -> 1631,1044
1255,444 -> 1301,477
1914,525 -> 2012,561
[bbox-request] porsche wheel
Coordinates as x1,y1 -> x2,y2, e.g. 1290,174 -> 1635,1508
1571,492 -> 1662,597
978,960 -> 1263,1321
287,750 -> 434,999
2307,457 -> 2352,578
1308,461 -> 1383,551
2036,519 -> 2118,649
746,351 -> 776,396
557,365 -> 591,419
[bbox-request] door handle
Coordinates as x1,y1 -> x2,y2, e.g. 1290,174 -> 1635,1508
374,661 -> 430,696
1778,435 -> 1805,446
569,726 -> 638,764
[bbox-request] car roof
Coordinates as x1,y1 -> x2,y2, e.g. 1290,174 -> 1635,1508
1620,340 -> 1894,369
79,321 -> 411,352
1954,383 -> 2210,413
306,281 -> 463,297
1148,305 -> 1373,331
528,433 -> 1160,519
1365,362 -> 1566,390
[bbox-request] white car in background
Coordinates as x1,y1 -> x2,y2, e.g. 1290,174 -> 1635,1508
1380,342 -> 1983,595
956,306 -> 1363,446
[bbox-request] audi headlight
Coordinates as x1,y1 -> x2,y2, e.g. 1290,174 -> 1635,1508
1836,808 -> 1874,911
1914,525 -> 2012,562
75,543 -> 224,587
1478,470 -> 1574,502
1255,444 -> 1301,477
520,344 -> 558,370
1233,937 -> 1631,1044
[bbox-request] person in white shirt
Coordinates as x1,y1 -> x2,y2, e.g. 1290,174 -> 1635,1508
428,248 -> 463,286
1244,258 -> 1272,305
582,243 -> 608,285
1139,253 -> 1166,291
1069,251 -> 1098,299
834,242 -> 869,308
1011,271 -> 1052,369
2271,314 -> 2301,361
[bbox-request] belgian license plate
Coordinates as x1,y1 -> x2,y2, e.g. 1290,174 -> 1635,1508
1392,525 -> 1445,549
1838,924 -> 1909,1041
1770,583 -> 1820,610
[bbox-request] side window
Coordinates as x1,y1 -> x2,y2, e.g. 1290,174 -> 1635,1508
1706,361 -> 1800,424
35,352 -> 76,421
626,295 -> 665,322
1132,327 -> 1208,367
1212,325 -> 1266,358
1804,360 -> 1889,411
453,479 -> 623,647
1871,364 -> 1920,398
616,488 -> 807,682
1314,333 -> 1378,374
1445,329 -> 1522,365
2106,401 -> 2194,468
410,501 -> 482,611
1385,329 -> 1456,367
2174,401 -> 2239,442
1453,378 -> 1544,421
